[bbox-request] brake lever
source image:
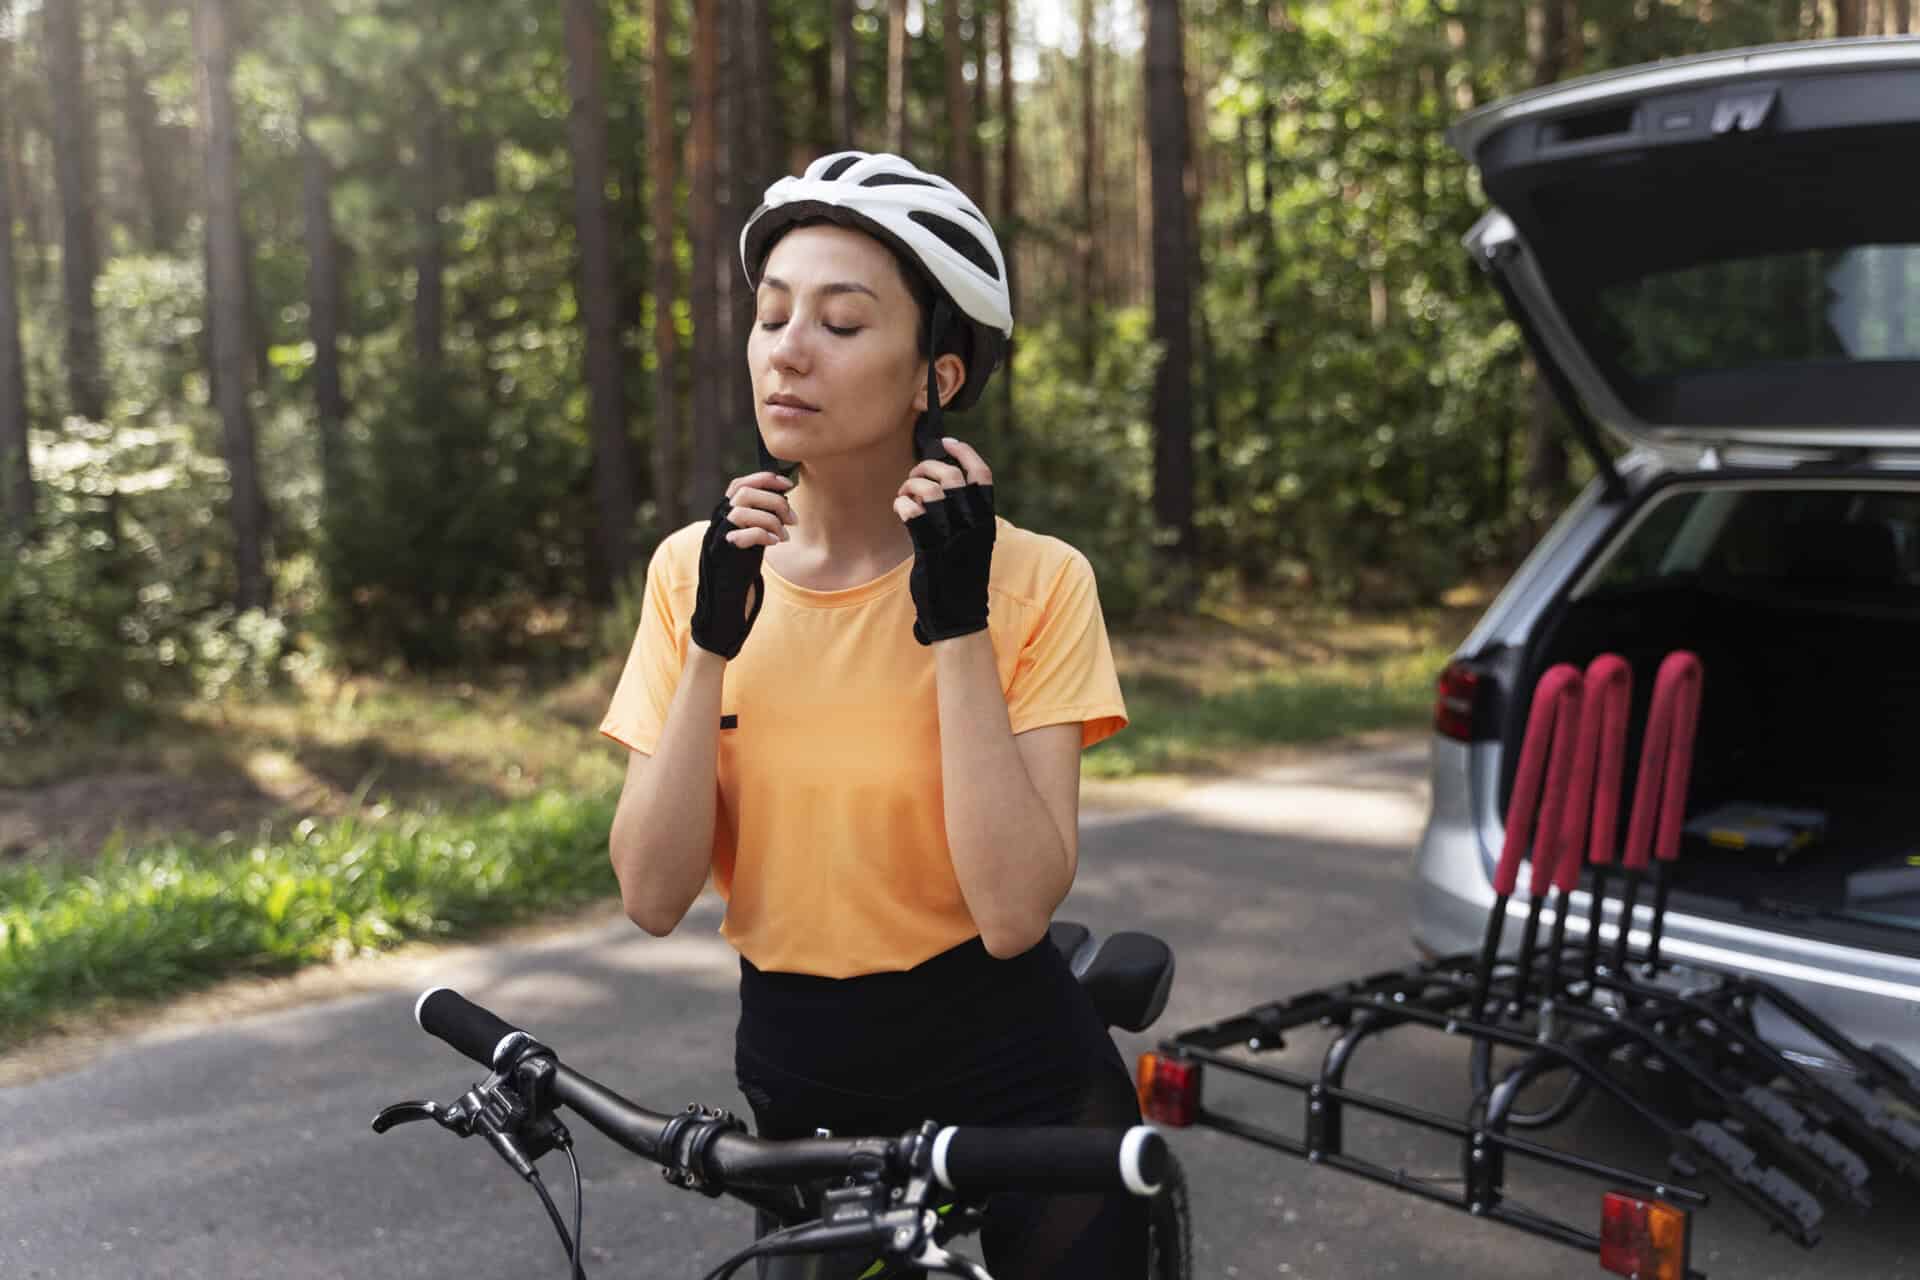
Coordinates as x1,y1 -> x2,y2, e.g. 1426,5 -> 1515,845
371,1099 -> 470,1135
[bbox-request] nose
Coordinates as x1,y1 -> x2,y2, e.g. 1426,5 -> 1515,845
766,314 -> 811,375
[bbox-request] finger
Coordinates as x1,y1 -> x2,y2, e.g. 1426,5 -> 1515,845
893,495 -> 925,523
908,458 -> 967,492
727,506 -> 789,540
939,437 -> 993,487
726,525 -> 780,548
731,485 -> 799,525
726,471 -> 795,499
899,477 -> 947,507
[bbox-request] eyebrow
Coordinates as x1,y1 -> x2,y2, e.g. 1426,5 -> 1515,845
758,276 -> 879,301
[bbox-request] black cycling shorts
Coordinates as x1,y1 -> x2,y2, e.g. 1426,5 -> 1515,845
735,933 -> 1148,1280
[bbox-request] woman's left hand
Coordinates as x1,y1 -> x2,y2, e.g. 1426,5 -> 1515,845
895,436 -> 996,645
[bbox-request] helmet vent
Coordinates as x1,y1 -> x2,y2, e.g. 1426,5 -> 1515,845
862,173 -> 940,189
908,210 -> 1000,280
820,155 -> 863,181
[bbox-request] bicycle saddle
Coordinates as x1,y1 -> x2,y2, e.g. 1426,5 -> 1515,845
1051,920 -> 1176,1034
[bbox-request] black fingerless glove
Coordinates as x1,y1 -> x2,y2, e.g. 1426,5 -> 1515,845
906,482 -> 996,645
690,499 -> 767,659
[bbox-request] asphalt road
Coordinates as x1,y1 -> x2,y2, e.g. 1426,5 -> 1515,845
6,738 -> 1920,1278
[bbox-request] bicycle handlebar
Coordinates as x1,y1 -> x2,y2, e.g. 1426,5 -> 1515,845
417,985 -> 533,1070
412,986 -> 1169,1199
934,1124 -> 1166,1196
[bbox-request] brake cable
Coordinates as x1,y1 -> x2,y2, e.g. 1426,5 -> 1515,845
372,1067 -> 585,1278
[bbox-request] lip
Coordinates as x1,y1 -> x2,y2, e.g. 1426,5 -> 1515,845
766,393 -> 819,411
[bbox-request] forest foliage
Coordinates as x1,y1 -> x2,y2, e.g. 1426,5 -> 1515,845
0,0 -> 1885,725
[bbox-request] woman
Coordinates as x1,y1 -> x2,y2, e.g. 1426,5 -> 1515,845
599,152 -> 1144,1277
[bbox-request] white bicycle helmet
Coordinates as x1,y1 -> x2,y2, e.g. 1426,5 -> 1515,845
740,152 -> 1013,464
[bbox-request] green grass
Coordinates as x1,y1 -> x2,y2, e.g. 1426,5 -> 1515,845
1,630 -> 1455,1048
1086,645 -> 1448,778
0,789 -> 619,1043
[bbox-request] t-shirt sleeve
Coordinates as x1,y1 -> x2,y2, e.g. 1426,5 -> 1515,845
1005,548 -> 1129,749
599,537 -> 687,755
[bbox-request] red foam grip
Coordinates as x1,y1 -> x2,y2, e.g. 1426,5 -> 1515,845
1585,655 -> 1633,870
1554,654 -> 1631,891
1621,650 -> 1703,871
1528,688 -> 1585,899
1495,664 -> 1583,897
1652,652 -> 1702,862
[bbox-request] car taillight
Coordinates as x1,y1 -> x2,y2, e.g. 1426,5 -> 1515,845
1599,1192 -> 1690,1280
1136,1052 -> 1202,1127
1434,661 -> 1483,742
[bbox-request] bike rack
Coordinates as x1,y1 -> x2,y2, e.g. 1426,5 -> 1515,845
1145,652 -> 1920,1278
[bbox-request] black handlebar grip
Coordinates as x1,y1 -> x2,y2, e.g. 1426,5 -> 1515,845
932,1124 -> 1168,1196
415,987 -> 526,1070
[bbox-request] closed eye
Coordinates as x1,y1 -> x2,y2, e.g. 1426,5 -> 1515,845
758,320 -> 864,336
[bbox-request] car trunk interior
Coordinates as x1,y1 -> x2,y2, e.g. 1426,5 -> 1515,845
1505,488 -> 1920,951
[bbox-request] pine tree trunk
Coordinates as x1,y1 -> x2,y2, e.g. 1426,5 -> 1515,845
832,0 -> 857,148
887,0 -> 909,154
714,0 -> 740,480
116,0 -> 181,251
301,99 -> 346,516
1836,0 -> 1864,34
650,0 -> 682,529
1896,0 -> 1912,32
756,0 -> 781,177
970,0 -> 988,197
1144,0 -> 1193,562
46,0 -> 107,421
1135,132 -> 1150,310
944,0 -> 976,193
996,0 -> 1017,428
744,0 -> 776,185
1253,0 -> 1278,434
1078,0 -> 1098,374
0,6 -> 32,538
565,0 -> 637,594
413,121 -> 445,375
688,0 -> 724,508
1106,18 -> 1133,300
1193,198 -> 1219,515
6,131 -> 35,289
729,0 -> 770,477
1521,0 -> 1571,523
196,0 -> 269,611
1445,17 -> 1476,111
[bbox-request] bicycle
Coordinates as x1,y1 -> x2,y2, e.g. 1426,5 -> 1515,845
746,922 -> 1193,1280
374,923 -> 1190,1279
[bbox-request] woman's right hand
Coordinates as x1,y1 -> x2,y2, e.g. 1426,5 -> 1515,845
689,472 -> 797,659
719,471 -> 798,548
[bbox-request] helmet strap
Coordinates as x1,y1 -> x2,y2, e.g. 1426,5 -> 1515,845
914,297 -> 955,463
755,431 -> 792,478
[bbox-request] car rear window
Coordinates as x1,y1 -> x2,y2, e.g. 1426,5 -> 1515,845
1581,484 -> 1920,600
1594,245 -> 1920,381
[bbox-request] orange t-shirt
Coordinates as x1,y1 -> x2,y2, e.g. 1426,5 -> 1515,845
598,515 -> 1128,978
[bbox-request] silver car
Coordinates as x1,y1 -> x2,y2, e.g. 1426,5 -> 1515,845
1410,35 -> 1920,1070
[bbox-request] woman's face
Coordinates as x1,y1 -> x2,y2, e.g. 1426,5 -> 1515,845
748,225 -> 942,469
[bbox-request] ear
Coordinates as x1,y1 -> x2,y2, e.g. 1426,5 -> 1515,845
913,353 -> 968,411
